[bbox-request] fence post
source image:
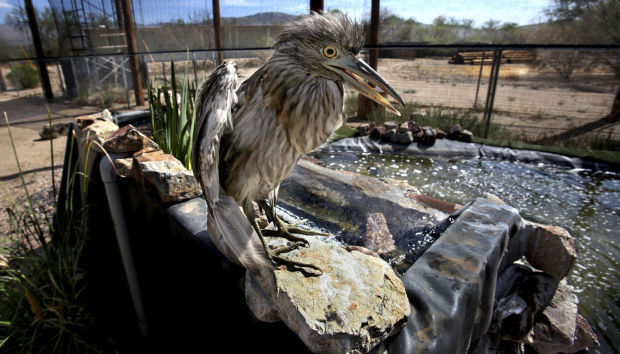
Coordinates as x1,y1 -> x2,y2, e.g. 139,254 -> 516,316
357,0 -> 380,120
474,51 -> 486,108
55,61 -> 66,97
121,0 -> 145,106
212,0 -> 224,65
310,0 -> 324,13
483,49 -> 502,139
0,67 -> 6,92
24,0 -> 53,100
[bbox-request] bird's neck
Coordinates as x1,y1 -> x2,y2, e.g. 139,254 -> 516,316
261,56 -> 345,154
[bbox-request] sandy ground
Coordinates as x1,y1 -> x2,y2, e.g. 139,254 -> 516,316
0,91 -> 145,240
376,58 -> 619,139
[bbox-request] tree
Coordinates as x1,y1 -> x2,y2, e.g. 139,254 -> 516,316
543,0 -> 620,117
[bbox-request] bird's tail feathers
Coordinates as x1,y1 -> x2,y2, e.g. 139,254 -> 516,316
208,194 -> 275,276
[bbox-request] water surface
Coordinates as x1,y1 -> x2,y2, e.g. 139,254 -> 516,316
312,151 -> 619,353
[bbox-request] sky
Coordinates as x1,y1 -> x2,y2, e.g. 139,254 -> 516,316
0,0 -> 552,27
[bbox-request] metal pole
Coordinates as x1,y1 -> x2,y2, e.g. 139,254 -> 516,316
55,61 -> 66,97
473,51 -> 486,108
121,56 -> 130,108
24,0 -> 53,100
70,58 -> 78,98
120,0 -> 145,106
483,49 -> 502,139
212,0 -> 224,64
310,0 -> 324,13
0,67 -> 6,92
357,0 -> 380,120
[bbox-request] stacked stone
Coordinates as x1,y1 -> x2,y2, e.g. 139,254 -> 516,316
354,119 -> 472,146
74,114 -> 202,204
477,213 -> 599,353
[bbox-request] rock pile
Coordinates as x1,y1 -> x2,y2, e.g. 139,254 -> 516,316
74,115 -> 201,204
355,118 -> 474,146
473,211 -> 598,353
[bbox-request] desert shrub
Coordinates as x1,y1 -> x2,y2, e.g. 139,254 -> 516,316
6,64 -> 39,89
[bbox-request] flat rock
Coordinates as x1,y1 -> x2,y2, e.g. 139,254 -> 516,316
132,149 -> 202,203
103,124 -> 158,153
389,131 -> 413,145
356,123 -> 375,136
369,126 -> 387,140
383,120 -> 399,131
531,314 -> 599,353
246,236 -> 410,354
530,279 -> 578,346
39,122 -> 70,140
447,124 -> 462,140
363,212 -> 396,254
79,120 -> 119,152
459,129 -> 474,143
526,222 -> 576,279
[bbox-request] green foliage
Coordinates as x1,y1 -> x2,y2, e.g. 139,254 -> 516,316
330,125 -> 357,141
0,114 -> 107,352
148,56 -> 197,170
344,94 -> 359,118
6,65 -> 39,89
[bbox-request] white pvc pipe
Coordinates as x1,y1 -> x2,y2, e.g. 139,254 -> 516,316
100,156 -> 148,337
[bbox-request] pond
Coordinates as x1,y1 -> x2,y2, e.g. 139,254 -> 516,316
310,149 -> 619,353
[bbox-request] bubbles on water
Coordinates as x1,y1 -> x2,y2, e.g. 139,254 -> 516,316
312,149 -> 620,350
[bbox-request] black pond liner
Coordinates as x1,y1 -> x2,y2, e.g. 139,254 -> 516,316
324,136 -> 619,174
68,113 -> 534,352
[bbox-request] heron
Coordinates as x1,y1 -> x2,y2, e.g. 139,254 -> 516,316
191,12 -> 404,277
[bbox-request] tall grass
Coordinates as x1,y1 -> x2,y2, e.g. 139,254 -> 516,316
0,112 -> 107,352
148,55 -> 197,170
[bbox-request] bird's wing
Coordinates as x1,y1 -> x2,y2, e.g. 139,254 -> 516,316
191,62 -> 273,276
191,63 -> 237,202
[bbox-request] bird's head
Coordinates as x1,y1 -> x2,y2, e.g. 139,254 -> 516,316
275,12 -> 405,115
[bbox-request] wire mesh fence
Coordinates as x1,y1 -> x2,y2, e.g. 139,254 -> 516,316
1,46 -> 619,149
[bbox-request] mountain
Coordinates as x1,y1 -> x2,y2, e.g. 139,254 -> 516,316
222,12 -> 298,26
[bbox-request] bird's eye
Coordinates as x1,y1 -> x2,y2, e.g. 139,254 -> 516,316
323,46 -> 337,58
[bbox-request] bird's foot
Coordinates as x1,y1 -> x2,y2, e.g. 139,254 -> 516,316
267,241 -> 322,276
262,216 -> 328,244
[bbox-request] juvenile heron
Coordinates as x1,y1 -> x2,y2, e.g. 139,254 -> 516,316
191,12 -> 404,276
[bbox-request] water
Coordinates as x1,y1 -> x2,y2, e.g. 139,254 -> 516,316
312,151 -> 620,353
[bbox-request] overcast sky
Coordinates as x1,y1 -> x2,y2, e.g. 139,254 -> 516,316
0,0 -> 552,27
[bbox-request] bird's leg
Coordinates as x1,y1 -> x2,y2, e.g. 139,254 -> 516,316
257,201 -> 328,243
242,199 -> 322,274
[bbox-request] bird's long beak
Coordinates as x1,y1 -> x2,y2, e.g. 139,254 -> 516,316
326,56 -> 405,116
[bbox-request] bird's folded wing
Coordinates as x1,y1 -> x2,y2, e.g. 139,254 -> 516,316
191,62 -> 238,203
191,62 -> 274,275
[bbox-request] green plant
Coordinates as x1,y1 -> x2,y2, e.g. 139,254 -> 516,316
344,93 -> 359,118
148,55 -> 197,170
404,89 -> 417,94
0,112 -> 106,352
6,64 -> 39,89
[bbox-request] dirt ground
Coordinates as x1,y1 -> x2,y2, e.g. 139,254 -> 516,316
0,91 -> 143,239
376,58 -> 619,140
